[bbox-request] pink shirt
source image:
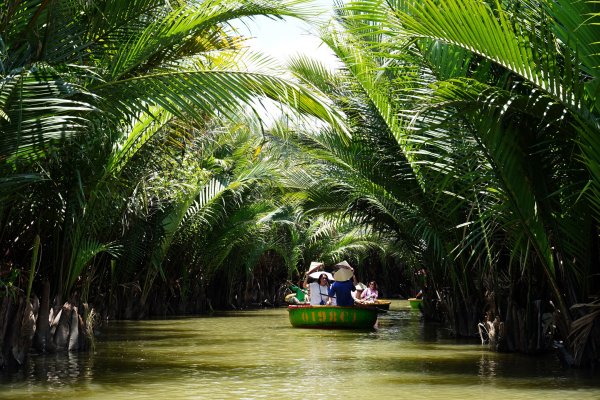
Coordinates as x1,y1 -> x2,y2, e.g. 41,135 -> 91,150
361,288 -> 378,301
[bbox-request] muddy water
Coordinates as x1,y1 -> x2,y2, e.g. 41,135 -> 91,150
1,300 -> 598,399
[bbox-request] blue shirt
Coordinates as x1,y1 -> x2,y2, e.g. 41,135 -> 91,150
329,280 -> 356,306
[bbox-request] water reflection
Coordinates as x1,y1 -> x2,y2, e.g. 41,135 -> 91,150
1,301 -> 599,399
1,351 -> 93,387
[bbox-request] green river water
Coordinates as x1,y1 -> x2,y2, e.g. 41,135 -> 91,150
1,300 -> 599,399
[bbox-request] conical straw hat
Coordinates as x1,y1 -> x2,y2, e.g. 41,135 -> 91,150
309,271 -> 334,281
334,268 -> 354,282
334,260 -> 351,268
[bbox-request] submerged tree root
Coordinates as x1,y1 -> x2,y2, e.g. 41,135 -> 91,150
0,293 -> 94,369
475,299 -> 600,368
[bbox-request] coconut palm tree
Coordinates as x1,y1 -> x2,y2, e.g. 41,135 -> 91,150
310,0 -> 600,365
0,0 -> 347,364
1,0 -> 343,291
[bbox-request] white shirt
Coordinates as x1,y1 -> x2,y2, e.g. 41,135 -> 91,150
308,282 -> 335,305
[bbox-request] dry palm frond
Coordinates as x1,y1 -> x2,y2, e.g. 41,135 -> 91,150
567,301 -> 600,367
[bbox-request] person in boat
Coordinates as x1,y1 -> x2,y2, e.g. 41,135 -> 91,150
303,262 -> 335,305
327,261 -> 356,307
361,281 -> 379,303
304,272 -> 334,305
285,282 -> 307,304
353,282 -> 367,303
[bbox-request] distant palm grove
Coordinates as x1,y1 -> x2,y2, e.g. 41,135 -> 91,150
0,0 -> 598,369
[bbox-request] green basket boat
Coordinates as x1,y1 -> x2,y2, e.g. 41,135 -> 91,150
287,305 -> 379,329
408,298 -> 423,310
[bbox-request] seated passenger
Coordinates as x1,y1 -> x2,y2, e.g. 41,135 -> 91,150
286,283 -> 307,304
305,273 -> 332,305
353,282 -> 367,303
361,281 -> 379,303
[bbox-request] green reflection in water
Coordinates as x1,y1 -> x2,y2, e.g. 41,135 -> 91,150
1,300 -> 599,399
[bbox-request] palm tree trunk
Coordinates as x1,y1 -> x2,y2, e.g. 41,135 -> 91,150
34,279 -> 51,352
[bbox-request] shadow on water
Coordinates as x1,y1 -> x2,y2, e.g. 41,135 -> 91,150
1,301 -> 599,399
375,308 -> 600,389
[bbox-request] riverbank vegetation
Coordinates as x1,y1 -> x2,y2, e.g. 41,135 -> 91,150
1,0 -> 598,369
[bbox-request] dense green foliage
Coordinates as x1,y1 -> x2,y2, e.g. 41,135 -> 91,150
0,0 -> 387,318
292,0 -> 599,366
0,0 -> 599,368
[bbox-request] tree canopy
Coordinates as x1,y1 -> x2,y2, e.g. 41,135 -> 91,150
0,0 -> 598,368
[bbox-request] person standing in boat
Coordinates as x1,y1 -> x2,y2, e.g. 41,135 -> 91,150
361,281 -> 379,303
327,261 -> 356,307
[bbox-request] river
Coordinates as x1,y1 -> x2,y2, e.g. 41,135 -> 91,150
1,300 -> 598,399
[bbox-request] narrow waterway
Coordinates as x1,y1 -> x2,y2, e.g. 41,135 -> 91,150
1,300 -> 599,399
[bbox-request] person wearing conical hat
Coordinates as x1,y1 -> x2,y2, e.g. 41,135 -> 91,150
302,262 -> 324,291
353,282 -> 367,303
302,262 -> 336,306
327,260 -> 357,306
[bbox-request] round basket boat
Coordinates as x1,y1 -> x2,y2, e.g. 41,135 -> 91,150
360,300 -> 391,312
287,305 -> 379,329
408,298 -> 423,310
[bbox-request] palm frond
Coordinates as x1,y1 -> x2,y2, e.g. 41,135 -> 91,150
0,65 -> 96,161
